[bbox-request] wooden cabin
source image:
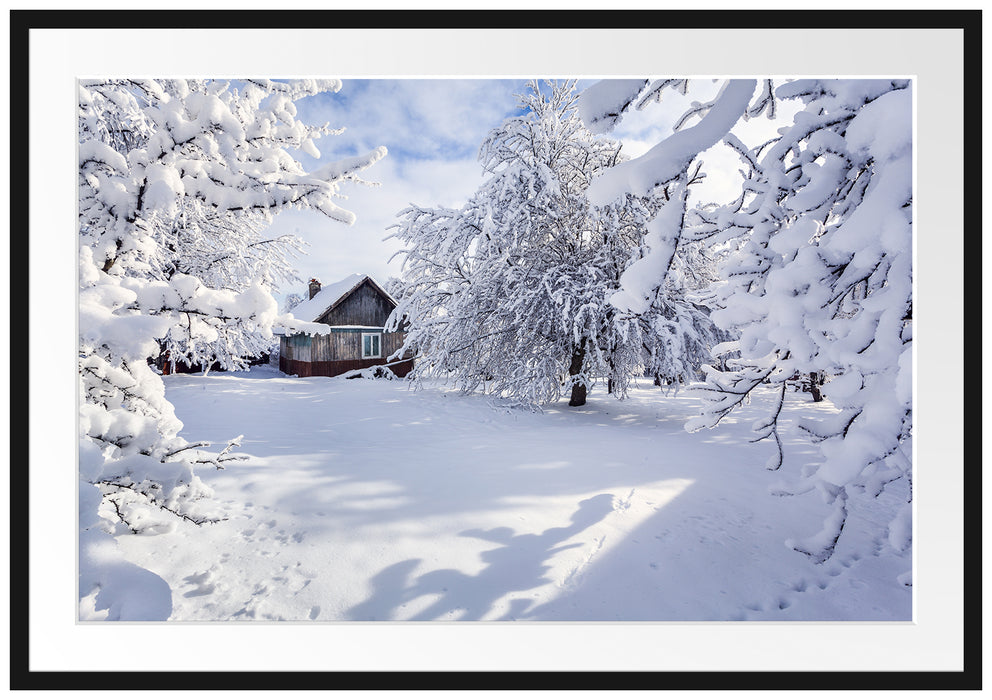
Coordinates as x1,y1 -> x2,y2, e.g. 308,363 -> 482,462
279,274 -> 414,378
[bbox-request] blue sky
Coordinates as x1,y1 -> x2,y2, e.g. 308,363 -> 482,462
265,78 -> 783,306
266,79 -> 533,301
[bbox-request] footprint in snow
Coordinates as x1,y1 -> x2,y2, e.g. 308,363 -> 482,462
267,563 -> 318,595
183,568 -> 218,597
613,489 -> 635,513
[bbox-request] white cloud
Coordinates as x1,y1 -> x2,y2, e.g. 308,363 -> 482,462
298,78 -> 525,163
266,149 -> 486,296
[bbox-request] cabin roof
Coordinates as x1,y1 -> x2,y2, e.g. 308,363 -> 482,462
289,273 -> 396,324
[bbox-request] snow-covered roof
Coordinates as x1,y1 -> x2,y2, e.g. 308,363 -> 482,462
289,274 -> 394,323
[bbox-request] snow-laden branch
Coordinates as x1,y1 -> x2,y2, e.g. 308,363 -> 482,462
586,80 -> 757,205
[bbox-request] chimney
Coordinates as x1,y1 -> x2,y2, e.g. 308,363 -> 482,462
308,278 -> 321,299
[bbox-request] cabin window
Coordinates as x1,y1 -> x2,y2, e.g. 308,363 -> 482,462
362,333 -> 382,359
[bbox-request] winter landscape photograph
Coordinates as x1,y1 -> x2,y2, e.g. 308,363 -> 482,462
77,74 -> 916,626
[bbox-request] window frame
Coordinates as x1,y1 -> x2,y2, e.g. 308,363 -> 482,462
361,332 -> 382,359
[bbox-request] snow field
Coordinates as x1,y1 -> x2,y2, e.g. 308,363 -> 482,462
114,366 -> 911,621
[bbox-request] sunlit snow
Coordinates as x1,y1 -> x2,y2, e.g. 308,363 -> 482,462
103,366 -> 911,622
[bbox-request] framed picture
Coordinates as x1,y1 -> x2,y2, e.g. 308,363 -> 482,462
12,7 -> 979,693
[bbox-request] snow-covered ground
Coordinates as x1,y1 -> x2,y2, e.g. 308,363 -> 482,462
112,365 -> 911,622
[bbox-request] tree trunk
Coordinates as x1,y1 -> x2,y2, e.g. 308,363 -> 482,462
568,341 -> 587,407
809,372 -> 823,402
607,345 -> 616,394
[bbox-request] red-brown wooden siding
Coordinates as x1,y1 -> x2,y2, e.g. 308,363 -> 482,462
280,356 -> 414,378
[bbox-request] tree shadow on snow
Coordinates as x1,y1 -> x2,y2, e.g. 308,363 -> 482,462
346,493 -> 615,621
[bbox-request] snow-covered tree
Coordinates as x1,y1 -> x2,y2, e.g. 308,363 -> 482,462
153,212 -> 308,371
611,171 -> 735,390
280,291 -> 305,315
693,80 -> 913,565
383,275 -> 406,302
388,80 -> 659,406
78,77 -> 385,618
581,78 -> 913,567
637,264 -> 735,389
